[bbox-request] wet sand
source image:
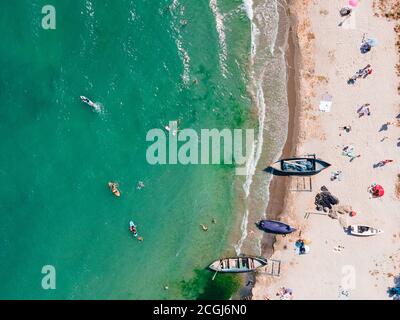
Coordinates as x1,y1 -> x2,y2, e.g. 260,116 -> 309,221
261,4 -> 300,258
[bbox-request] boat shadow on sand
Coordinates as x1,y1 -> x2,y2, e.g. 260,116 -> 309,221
263,166 -> 290,176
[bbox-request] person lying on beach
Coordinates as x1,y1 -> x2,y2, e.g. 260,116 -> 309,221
331,171 -> 342,181
357,64 -> 371,76
342,145 -> 361,162
375,159 -> 394,167
348,65 -> 372,84
357,104 -> 371,117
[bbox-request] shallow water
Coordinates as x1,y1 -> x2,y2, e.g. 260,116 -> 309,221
0,0 -> 252,299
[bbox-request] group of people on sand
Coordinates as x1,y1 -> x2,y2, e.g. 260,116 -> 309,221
264,4 -> 397,301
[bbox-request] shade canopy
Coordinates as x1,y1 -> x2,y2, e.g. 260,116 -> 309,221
372,184 -> 384,197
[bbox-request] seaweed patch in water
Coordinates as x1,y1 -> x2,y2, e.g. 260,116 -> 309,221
180,269 -> 243,300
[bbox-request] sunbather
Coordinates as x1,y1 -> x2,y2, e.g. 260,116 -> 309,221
376,159 -> 393,167
358,104 -> 371,117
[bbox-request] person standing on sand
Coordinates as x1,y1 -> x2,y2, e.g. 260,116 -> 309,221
358,104 -> 371,117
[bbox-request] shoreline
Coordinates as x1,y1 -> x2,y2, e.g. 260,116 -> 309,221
261,2 -> 300,258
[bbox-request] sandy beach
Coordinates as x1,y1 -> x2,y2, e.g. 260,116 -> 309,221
253,0 -> 400,300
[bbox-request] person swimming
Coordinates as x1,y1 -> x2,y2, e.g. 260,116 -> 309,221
129,224 -> 138,236
137,181 -> 145,189
108,182 -> 121,197
80,95 -> 100,111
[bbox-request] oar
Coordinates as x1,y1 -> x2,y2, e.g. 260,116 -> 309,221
212,270 -> 218,281
338,15 -> 350,27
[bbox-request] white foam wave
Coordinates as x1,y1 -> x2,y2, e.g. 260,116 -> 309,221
234,209 -> 249,255
169,1 -> 191,85
175,38 -> 190,84
85,0 -> 95,17
93,102 -> 104,114
242,82 -> 266,197
209,0 -> 228,77
243,0 -> 253,20
170,0 -> 180,12
82,0 -> 97,50
235,0 -> 284,255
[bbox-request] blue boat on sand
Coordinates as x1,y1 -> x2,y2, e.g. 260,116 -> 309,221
258,220 -> 296,235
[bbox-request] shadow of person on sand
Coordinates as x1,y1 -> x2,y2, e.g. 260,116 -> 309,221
379,123 -> 389,132
263,167 -> 289,176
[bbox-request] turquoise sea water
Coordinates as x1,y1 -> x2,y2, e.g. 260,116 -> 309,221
0,0 -> 252,299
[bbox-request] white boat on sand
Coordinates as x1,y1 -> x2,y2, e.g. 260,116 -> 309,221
347,225 -> 383,236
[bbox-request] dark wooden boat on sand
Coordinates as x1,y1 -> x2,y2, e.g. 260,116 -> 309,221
268,155 -> 331,176
258,220 -> 296,235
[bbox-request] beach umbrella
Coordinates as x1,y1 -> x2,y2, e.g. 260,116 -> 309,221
372,184 -> 384,197
349,0 -> 358,7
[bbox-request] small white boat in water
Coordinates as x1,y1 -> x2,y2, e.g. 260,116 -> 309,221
80,95 -> 99,110
347,225 -> 383,236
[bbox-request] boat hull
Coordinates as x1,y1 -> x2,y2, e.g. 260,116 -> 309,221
208,257 -> 267,273
347,225 -> 383,236
268,157 -> 331,176
258,220 -> 296,235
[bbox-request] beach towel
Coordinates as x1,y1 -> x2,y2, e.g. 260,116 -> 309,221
319,93 -> 333,112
